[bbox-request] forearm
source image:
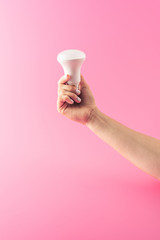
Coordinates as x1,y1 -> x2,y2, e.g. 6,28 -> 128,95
86,107 -> 160,179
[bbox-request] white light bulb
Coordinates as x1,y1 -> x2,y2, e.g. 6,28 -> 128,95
57,49 -> 86,89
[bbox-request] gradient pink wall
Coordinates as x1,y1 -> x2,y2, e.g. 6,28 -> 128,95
0,0 -> 160,239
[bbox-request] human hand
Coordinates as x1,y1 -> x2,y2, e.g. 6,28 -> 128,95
57,74 -> 97,125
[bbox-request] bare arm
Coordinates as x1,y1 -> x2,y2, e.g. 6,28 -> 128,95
86,107 -> 160,180
57,74 -> 160,180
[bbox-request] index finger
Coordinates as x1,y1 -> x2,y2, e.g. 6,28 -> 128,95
58,74 -> 70,85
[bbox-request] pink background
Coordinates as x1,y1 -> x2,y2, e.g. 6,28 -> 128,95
0,0 -> 160,239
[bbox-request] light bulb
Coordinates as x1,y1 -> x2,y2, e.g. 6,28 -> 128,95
57,49 -> 86,89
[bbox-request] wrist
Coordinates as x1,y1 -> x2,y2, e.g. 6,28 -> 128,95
85,106 -> 101,128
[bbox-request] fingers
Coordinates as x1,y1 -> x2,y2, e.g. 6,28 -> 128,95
57,94 -> 74,112
57,94 -> 74,106
57,75 -> 82,110
58,84 -> 81,96
58,74 -> 88,90
58,74 -> 70,85
59,90 -> 81,104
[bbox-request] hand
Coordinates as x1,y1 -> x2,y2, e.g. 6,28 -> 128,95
57,74 -> 97,125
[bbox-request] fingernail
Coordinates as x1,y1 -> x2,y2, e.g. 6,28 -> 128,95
77,97 -> 81,102
66,74 -> 70,78
76,89 -> 80,95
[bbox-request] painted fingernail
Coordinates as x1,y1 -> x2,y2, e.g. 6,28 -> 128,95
76,89 -> 80,95
77,97 -> 81,102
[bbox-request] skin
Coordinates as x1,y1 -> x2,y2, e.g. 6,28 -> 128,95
57,74 -> 160,180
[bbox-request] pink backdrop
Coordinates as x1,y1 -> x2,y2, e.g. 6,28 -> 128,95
0,0 -> 160,239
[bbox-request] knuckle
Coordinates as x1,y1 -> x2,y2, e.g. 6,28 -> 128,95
65,85 -> 71,91
57,88 -> 60,95
63,95 -> 67,101
58,84 -> 63,93
65,84 -> 76,92
61,89 -> 66,95
57,78 -> 61,85
71,85 -> 76,92
58,76 -> 64,85
65,85 -> 72,91
58,89 -> 64,95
